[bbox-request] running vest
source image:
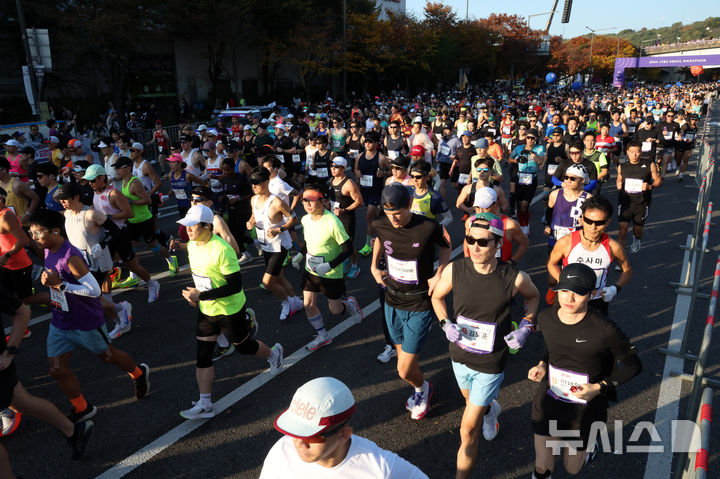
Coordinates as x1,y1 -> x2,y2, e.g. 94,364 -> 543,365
411,188 -> 437,219
563,230 -> 612,300
619,160 -> 653,201
450,258 -> 518,374
132,160 -> 154,191
64,207 -> 113,273
550,190 -> 588,244
0,177 -> 27,217
93,186 -> 125,228
312,150 -> 331,179
385,136 -> 404,159
330,129 -> 345,152
154,130 -> 168,151
121,177 -> 152,224
7,153 -> 27,181
346,135 -> 363,159
328,176 -> 354,211
252,194 -> 292,253
0,208 -> 32,270
608,121 -> 624,143
356,151 -> 382,191
206,156 -> 223,193
170,170 -> 192,208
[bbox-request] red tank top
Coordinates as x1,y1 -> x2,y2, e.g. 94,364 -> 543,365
0,208 -> 32,270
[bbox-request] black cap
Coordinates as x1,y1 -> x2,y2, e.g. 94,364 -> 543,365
554,263 -> 597,296
112,157 -> 133,168
192,186 -> 212,200
53,182 -> 81,200
552,127 -> 564,135
644,115 -> 654,124
179,135 -> 192,142
20,146 -> 35,155
37,162 -> 59,176
380,183 -> 411,210
390,155 -> 410,168
526,128 -> 539,138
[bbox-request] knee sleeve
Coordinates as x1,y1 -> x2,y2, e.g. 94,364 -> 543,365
196,340 -> 215,368
234,338 -> 260,356
150,244 -> 162,254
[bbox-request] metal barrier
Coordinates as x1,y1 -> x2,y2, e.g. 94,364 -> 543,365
695,97 -> 715,188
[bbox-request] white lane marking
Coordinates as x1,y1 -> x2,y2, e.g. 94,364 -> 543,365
96,245 -> 463,478
643,234 -> 692,479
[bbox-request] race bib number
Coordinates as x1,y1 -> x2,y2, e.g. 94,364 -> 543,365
292,154 -> 301,163
388,150 -> 399,159
158,145 -> 164,153
641,142 -> 652,152
276,154 -> 284,163
192,274 -> 212,292
684,134 -> 695,141
663,132 -> 672,140
518,172 -> 533,185
547,164 -> 558,175
553,225 -> 574,240
440,145 -> 450,156
548,364 -> 589,404
50,287 -> 69,312
333,140 -> 341,149
330,201 -> 340,211
502,126 -> 511,135
455,315 -> 496,354
306,253 -> 325,271
435,133 -> 442,141
360,175 -> 374,187
349,149 -> 359,158
458,173 -> 469,185
613,136 -> 621,143
624,178 -> 644,194
173,188 -> 187,200
316,168 -> 329,178
386,255 -> 419,284
627,126 -> 636,133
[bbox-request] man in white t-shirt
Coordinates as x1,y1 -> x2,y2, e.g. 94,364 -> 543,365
260,377 -> 428,479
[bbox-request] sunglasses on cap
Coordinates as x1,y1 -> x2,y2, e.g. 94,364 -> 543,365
465,235 -> 494,247
582,216 -> 607,226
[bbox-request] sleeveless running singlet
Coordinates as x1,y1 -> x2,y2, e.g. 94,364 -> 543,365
563,230 -> 612,300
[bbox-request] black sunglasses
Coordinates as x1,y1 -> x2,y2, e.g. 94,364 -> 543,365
191,197 -> 207,203
583,216 -> 607,226
563,176 -> 581,182
410,174 -> 425,179
465,235 -> 494,247
129,149 -> 138,153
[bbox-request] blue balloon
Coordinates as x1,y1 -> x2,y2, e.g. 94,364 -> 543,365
571,81 -> 582,91
665,83 -> 673,88
545,72 -> 557,84
676,81 -> 683,86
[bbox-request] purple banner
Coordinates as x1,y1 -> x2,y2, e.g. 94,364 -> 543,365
613,54 -> 720,87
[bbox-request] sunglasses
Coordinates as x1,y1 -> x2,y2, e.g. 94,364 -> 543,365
301,422 -> 346,443
465,235 -> 494,247
563,176 -> 581,182
526,136 -> 536,140
476,167 -> 490,172
89,177 -> 102,183
569,151 -> 582,155
301,197 -> 321,203
330,164 -> 344,169
582,216 -> 607,226
191,197 -> 207,203
391,166 -> 404,170
129,149 -> 138,153
410,174 -> 425,179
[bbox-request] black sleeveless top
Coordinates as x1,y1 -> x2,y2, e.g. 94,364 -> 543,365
329,176 -> 354,211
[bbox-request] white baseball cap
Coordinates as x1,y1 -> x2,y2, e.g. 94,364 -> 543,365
3,139 -> 20,148
177,204 -> 214,227
331,157 -> 347,168
473,187 -> 497,208
565,164 -> 589,185
97,140 -> 110,149
274,377 -> 356,439
197,124 -> 208,132
243,124 -> 252,130
275,123 -> 285,131
131,142 -> 144,152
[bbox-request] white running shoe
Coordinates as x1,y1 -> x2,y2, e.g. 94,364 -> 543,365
279,300 -> 291,320
180,401 -> 215,420
268,343 -> 284,375
346,296 -> 363,324
290,296 -> 304,313
409,382 -> 434,420
147,280 -> 160,303
238,251 -> 253,265
482,400 -> 502,441
377,344 -> 397,363
306,334 -> 332,351
630,237 -> 641,254
0,409 -> 20,436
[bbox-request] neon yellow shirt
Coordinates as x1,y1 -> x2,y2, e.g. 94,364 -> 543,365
301,210 -> 349,279
188,234 -> 246,316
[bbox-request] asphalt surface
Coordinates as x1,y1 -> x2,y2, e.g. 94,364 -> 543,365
4,121 -> 720,479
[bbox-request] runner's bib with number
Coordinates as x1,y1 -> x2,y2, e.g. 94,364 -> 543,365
458,173 -> 469,185
435,133 -> 442,141
440,145 -> 450,156
553,225 -> 574,240
192,274 -> 212,292
333,140 -> 341,149
316,168 -> 329,178
624,178 -> 644,194
627,126 -> 636,133
276,155 -> 284,163
388,150 -> 399,159
386,255 -> 418,284
684,134 -> 695,141
360,175 -> 374,187
349,149 -> 359,158
502,126 -> 511,135
663,132 -> 672,140
548,364 -> 589,404
292,154 -> 301,163
641,142 -> 652,152
306,253 -> 325,272
518,173 -> 533,185
330,201 -> 340,211
547,164 -> 558,175
455,315 -> 496,354
50,287 -> 69,312
173,189 -> 187,200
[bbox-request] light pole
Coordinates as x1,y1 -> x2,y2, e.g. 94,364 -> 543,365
342,0 -> 346,101
639,39 -> 654,59
585,26 -> 616,83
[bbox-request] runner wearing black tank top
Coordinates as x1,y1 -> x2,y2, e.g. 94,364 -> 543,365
355,132 -> 389,256
432,215 -> 539,479
329,158 -> 363,278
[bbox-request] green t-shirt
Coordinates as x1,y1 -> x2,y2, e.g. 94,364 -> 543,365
188,234 -> 246,316
301,210 -> 349,279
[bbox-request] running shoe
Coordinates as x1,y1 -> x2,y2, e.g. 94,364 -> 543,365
116,276 -> 139,288
68,402 -> 97,423
0,409 -> 21,436
409,382 -> 434,420
109,302 -> 133,339
306,334 -> 332,351
238,251 -> 253,265
290,296 -> 304,314
247,308 -> 258,338
346,296 -> 363,324
346,264 -> 360,279
376,344 -> 397,363
482,400 -> 501,441
110,267 -> 123,288
678,172 -> 685,181
168,255 -> 179,277
279,300 -> 291,320
268,343 -> 284,375
134,363 -> 150,400
180,401 -> 215,420
5,329 -> 31,344
358,243 -> 372,256
283,251 -> 291,267
630,237 -> 641,254
148,280 -> 160,303
69,420 -> 94,460
211,344 -> 235,362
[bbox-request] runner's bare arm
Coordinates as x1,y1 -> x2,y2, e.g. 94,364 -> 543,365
430,263 -> 454,321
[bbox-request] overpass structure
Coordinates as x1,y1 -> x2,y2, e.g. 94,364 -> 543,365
613,51 -> 720,87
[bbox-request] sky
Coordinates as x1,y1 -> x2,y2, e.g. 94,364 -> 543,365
404,0 -> 719,40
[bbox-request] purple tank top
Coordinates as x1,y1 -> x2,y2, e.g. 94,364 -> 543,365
549,190 -> 588,246
44,241 -> 105,331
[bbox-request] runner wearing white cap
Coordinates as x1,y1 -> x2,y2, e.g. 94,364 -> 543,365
544,164 -> 591,252
261,377 -> 428,478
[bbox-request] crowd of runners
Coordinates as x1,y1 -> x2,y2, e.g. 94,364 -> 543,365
0,80 -> 717,478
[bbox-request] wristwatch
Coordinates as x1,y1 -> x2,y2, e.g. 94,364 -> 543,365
6,346 -> 18,356
439,319 -> 449,329
58,281 -> 67,292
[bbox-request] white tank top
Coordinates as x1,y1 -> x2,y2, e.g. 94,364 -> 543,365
206,156 -> 223,193
565,231 -> 613,300
93,186 -> 125,228
132,160 -> 154,191
252,194 -> 292,253
64,207 -> 113,273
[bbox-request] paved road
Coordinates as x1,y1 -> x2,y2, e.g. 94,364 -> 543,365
4,127 -> 720,478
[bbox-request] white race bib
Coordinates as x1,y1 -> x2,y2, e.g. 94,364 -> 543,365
553,225 -> 574,240
548,364 -> 589,404
333,140 -> 341,149
306,253 -> 325,271
386,255 -> 418,284
518,172 -> 533,185
388,150 -> 399,159
458,173 -> 469,185
316,167 -> 329,178
613,136 -> 621,143
50,287 -> 69,312
435,133 -> 442,141
330,201 -> 340,211
360,175 -> 374,187
684,134 -> 695,141
641,142 -> 652,152
173,188 -> 187,200
663,132 -> 672,140
276,154 -> 284,162
547,164 -> 558,175
627,126 -> 636,133
502,126 -> 511,135
455,315 -> 496,354
440,145 -> 450,156
624,178 -> 644,194
192,274 -> 212,292
292,154 -> 301,163
349,149 -> 359,158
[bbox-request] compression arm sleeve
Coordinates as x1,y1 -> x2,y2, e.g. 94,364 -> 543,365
328,240 -> 353,269
584,179 -> 597,192
551,176 -> 562,187
64,272 -> 102,298
544,206 -> 554,225
197,270 -> 244,301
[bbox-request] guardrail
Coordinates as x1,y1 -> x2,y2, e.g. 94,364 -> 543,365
688,388 -> 713,479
